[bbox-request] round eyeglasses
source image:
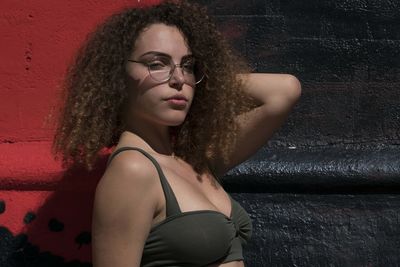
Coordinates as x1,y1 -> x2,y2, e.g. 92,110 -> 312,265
127,56 -> 205,85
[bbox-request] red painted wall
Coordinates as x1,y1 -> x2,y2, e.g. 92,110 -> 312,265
0,0 -> 161,264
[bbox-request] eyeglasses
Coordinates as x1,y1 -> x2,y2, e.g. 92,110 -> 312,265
127,55 -> 205,85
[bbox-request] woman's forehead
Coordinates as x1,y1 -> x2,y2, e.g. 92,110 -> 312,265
132,23 -> 191,58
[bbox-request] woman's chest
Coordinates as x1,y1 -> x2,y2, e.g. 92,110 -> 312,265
157,156 -> 232,217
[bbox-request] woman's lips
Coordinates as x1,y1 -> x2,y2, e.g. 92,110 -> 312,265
165,93 -> 188,109
166,98 -> 188,108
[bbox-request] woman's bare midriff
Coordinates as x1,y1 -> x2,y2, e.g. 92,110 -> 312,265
208,260 -> 245,267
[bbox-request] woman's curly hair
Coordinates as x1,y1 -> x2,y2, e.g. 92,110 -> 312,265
52,0 -> 256,174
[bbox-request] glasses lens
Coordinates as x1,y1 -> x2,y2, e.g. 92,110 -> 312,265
147,57 -> 204,84
193,63 -> 205,84
148,59 -> 172,82
149,69 -> 171,82
181,59 -> 204,85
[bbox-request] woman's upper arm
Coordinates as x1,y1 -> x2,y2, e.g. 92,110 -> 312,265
213,74 -> 302,176
92,152 -> 159,267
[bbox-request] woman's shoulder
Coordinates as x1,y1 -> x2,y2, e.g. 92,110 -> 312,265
95,148 -> 160,206
101,148 -> 161,191
93,148 -> 161,224
92,148 -> 160,266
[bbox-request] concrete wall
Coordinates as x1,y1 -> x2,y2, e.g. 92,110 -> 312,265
0,1 -> 160,266
1,0 -> 399,266
191,0 -> 400,266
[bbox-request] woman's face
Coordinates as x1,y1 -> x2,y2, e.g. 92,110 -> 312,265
125,23 -> 196,128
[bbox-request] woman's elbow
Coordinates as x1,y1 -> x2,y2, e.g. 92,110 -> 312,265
284,74 -> 302,103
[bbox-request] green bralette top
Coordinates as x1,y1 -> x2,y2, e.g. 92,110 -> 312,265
107,147 -> 253,267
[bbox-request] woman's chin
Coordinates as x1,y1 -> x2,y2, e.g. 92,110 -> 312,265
163,112 -> 188,126
168,119 -> 185,127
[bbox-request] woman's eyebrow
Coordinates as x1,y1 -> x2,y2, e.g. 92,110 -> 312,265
139,51 -> 168,58
181,54 -> 195,61
139,51 -> 193,59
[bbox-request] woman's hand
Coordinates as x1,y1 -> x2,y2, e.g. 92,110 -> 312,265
212,73 -> 302,176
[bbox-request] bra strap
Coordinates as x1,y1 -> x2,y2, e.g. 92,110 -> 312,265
107,146 -> 182,217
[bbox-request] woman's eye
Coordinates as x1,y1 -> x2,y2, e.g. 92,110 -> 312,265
147,61 -> 168,70
182,61 -> 195,73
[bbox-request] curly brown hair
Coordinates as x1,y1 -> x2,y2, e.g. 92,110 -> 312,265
52,0 -> 256,174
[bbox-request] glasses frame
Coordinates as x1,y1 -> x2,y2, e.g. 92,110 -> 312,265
127,58 -> 205,85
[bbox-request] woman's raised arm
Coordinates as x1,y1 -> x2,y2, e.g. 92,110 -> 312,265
213,73 -> 302,176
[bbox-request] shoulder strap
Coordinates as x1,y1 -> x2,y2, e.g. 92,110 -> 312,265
107,146 -> 181,217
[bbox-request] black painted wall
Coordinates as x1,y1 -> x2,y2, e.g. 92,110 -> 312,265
191,0 -> 400,266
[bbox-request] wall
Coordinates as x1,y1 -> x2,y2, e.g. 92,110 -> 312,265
1,0 -> 399,266
191,0 -> 400,266
0,0 -> 160,266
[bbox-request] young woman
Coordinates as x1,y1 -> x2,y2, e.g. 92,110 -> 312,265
53,1 -> 301,266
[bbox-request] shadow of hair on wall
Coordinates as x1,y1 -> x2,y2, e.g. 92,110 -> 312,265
19,154 -> 111,266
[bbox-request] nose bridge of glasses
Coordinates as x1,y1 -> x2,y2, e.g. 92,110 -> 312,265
170,63 -> 186,79
171,61 -> 203,85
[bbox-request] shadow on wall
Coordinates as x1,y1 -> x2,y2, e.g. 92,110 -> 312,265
0,155 -> 112,267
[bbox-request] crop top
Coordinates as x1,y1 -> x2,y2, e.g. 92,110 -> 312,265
107,147 -> 252,267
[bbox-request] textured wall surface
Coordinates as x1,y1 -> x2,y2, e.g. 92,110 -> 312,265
0,0 -> 160,266
235,193 -> 400,266
1,0 -> 399,266
194,0 -> 400,149
190,0 -> 400,266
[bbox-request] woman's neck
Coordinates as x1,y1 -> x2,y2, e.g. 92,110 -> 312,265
120,124 -> 173,156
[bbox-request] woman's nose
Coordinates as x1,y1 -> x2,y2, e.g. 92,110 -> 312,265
168,65 -> 185,88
